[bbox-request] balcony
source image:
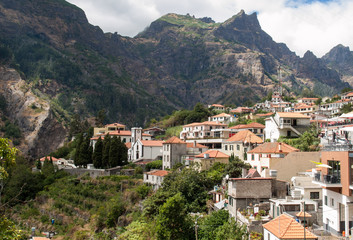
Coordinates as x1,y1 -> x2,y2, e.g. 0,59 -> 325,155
313,173 -> 342,187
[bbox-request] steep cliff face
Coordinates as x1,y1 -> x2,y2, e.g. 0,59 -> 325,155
322,44 -> 353,86
0,67 -> 66,158
0,0 -> 350,157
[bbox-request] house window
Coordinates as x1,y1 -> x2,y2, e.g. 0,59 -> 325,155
225,145 -> 228,151
324,196 -> 328,206
254,129 -> 258,133
331,198 -> 334,207
310,192 -> 319,200
251,154 -> 254,160
268,233 -> 270,240
237,145 -> 240,151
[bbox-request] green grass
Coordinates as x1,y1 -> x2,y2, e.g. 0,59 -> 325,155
165,125 -> 183,137
159,14 -> 220,29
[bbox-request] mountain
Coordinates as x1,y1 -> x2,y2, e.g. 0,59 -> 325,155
0,0 -> 349,157
322,44 -> 353,86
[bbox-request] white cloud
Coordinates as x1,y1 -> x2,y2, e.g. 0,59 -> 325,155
67,0 -> 353,57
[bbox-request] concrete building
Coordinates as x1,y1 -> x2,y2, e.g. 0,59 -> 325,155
209,113 -> 235,124
265,112 -> 311,142
229,122 -> 265,140
222,130 -> 263,161
245,142 -> 299,177
227,177 -> 288,218
312,151 -> 353,236
193,150 -> 229,171
162,136 -> 187,170
93,122 -> 126,136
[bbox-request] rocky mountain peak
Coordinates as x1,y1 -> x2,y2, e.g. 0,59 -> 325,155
221,10 -> 261,32
322,44 -> 353,64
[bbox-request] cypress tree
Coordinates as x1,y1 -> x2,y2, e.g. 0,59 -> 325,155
118,137 -> 128,166
79,135 -> 91,167
42,157 -> 55,176
93,137 -> 103,168
36,159 -> 41,169
102,134 -> 111,168
74,133 -> 83,166
109,136 -> 119,168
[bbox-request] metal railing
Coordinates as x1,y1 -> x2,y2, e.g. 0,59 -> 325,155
323,143 -> 353,151
314,173 -> 341,184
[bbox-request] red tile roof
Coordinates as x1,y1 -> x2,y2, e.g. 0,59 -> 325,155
263,214 -> 317,239
212,113 -> 232,118
91,130 -> 150,140
229,122 -> 264,130
147,170 -> 170,177
296,211 -> 312,218
186,142 -> 208,148
125,142 -> 131,148
141,140 -> 164,147
277,112 -> 310,119
40,156 -> 59,162
211,104 -> 224,108
229,124 -> 247,129
164,136 -> 186,144
183,121 -> 227,127
256,112 -> 274,117
105,122 -> 126,128
247,142 -> 299,154
231,107 -> 253,113
195,150 -> 229,158
226,130 -> 263,144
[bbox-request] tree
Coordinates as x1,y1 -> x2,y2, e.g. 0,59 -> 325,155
42,157 -> 55,176
155,193 -> 193,240
225,154 -> 251,178
36,159 -> 41,170
79,135 -> 92,167
214,218 -> 248,240
198,210 -> 230,240
109,136 -> 119,168
96,109 -> 106,127
118,220 -> 156,240
117,137 -> 128,166
102,134 -> 111,168
93,137 -> 103,168
0,138 -> 17,203
0,215 -> 26,240
74,133 -> 83,166
340,103 -> 353,114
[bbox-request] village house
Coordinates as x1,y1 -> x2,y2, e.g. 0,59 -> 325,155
227,176 -> 288,220
245,142 -> 299,176
162,136 -> 208,170
293,103 -> 317,116
222,130 -> 263,161
192,150 -> 229,171
229,122 -> 265,139
263,213 -> 318,240
209,113 -> 235,124
208,104 -> 225,111
341,91 -> 353,101
312,151 -> 353,237
264,112 -> 311,142
291,175 -> 322,205
143,170 -> 170,190
230,107 -> 254,115
297,97 -> 319,105
320,99 -> 353,117
143,127 -> 165,138
128,128 -> 163,162
93,122 -> 126,136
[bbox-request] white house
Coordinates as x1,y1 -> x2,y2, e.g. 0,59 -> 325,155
265,112 -> 311,142
143,170 -> 170,190
209,113 -> 235,124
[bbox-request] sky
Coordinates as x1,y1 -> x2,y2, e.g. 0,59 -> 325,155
66,0 -> 353,57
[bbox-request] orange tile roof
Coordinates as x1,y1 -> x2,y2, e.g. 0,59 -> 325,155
245,122 -> 265,128
105,122 -> 126,128
345,92 -> 353,97
195,150 -> 229,158
334,99 -> 351,103
147,170 -> 170,177
211,104 -> 224,108
294,103 -> 312,109
229,124 -> 247,129
91,131 -> 150,140
256,112 -> 274,117
186,142 -> 208,148
125,142 -> 131,148
263,214 -> 317,239
296,211 -> 312,218
164,136 -> 186,144
40,156 -> 59,162
247,142 -> 298,154
277,112 -> 310,119
231,107 -> 253,113
212,113 -> 232,118
183,121 -> 227,127
301,97 -> 319,100
140,140 -> 164,147
226,130 -> 263,144
33,237 -> 51,240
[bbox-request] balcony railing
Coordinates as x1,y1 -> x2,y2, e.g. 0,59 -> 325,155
314,173 -> 341,184
323,143 -> 353,151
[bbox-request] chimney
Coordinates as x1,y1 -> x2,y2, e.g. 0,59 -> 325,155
278,142 -> 282,152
